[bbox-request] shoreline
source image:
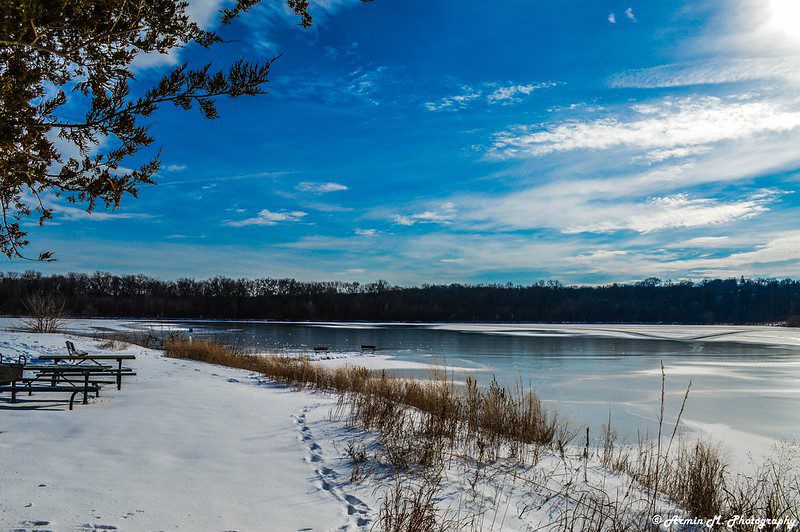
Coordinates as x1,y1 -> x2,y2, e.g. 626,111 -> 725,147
2,331 -> 797,530
5,316 -> 800,349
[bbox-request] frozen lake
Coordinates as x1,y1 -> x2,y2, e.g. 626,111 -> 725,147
62,319 -> 800,453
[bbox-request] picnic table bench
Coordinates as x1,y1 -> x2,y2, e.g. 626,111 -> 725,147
1,355 -> 102,408
27,363 -> 112,392
1,341 -> 137,409
0,381 -> 100,409
41,353 -> 136,390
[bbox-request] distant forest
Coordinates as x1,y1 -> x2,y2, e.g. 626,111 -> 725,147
2,271 -> 800,324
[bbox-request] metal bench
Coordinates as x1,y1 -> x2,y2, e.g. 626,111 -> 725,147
0,382 -> 100,410
1,354 -> 104,408
42,355 -> 136,390
65,340 -> 88,356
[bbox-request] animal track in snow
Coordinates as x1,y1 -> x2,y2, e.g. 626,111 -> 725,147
292,405 -> 372,530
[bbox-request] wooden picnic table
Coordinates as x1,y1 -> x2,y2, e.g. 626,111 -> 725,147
41,354 -> 136,390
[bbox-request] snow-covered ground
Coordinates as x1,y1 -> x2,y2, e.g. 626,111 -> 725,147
2,324 -> 798,530
0,332 -> 358,530
0,331 -> 689,531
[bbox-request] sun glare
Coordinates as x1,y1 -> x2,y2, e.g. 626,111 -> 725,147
768,0 -> 800,44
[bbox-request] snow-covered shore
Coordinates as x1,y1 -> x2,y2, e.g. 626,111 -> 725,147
2,327 -> 797,530
0,331 -> 685,531
0,332 -> 360,530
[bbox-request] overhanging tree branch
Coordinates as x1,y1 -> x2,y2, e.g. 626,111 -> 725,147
1,0 -> 369,260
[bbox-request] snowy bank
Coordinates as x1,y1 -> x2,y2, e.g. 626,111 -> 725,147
0,332 -> 359,530
2,330 -> 796,530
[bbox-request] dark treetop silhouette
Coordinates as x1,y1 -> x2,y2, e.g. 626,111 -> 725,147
3,272 -> 800,324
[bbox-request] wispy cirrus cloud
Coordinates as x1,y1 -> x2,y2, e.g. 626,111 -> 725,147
49,202 -> 154,222
486,83 -> 561,104
296,181 -> 348,193
562,193 -> 774,234
674,230 -> 800,274
454,185 -> 780,235
487,96 -> 800,159
226,209 -> 307,227
424,87 -> 481,112
425,81 -> 560,112
392,203 -> 457,226
608,1 -> 800,89
274,65 -> 390,106
608,57 -> 800,88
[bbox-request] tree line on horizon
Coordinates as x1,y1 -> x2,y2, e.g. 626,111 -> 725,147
1,271 -> 800,325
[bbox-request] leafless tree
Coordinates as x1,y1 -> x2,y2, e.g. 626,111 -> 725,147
22,293 -> 67,333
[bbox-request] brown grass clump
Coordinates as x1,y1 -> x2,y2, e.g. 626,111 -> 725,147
164,339 -> 569,457
164,338 -> 800,529
377,479 -> 453,532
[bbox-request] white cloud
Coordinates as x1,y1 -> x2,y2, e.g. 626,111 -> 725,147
165,164 -> 187,172
455,182 -> 778,235
635,230 -> 800,279
424,87 -> 481,112
608,57 -> 800,88
302,202 -> 353,213
677,236 -> 733,248
275,65 -> 389,106
296,181 -> 348,193
487,96 -> 800,159
392,215 -> 415,226
392,212 -> 453,226
226,209 -> 307,227
608,12 -> 616,24
625,8 -> 636,22
608,1 -> 800,89
355,228 -> 377,236
486,82 -> 560,104
48,202 -> 153,222
392,203 -> 456,226
639,146 -> 712,164
563,193 -> 772,234
425,82 -> 559,112
686,231 -> 800,270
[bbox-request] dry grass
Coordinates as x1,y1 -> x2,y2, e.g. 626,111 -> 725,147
377,478 -> 457,532
96,338 -> 128,350
164,339 -> 568,454
164,338 -> 799,530
598,364 -> 800,530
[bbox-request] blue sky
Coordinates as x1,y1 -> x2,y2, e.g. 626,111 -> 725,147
16,0 -> 800,284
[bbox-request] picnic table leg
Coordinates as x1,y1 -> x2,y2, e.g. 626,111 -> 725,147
11,380 -> 16,403
83,372 -> 89,405
117,358 -> 122,390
